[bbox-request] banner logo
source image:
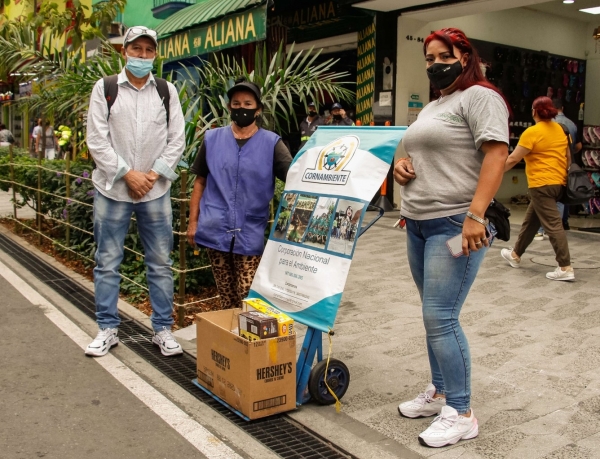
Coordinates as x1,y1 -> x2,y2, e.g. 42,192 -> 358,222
302,135 -> 359,185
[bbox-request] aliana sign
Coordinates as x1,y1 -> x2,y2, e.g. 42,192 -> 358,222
158,6 -> 267,63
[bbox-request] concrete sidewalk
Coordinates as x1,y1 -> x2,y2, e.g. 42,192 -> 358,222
180,210 -> 600,458
2,188 -> 600,458
0,274 -> 208,459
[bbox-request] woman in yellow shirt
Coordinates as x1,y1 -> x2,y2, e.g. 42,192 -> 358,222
503,96 -> 573,281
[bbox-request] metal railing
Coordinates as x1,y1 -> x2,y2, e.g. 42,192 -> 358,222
0,144 -> 215,328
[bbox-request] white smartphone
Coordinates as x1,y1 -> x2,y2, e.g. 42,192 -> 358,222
446,234 -> 464,258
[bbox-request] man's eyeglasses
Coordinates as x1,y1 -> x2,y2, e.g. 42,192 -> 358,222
125,27 -> 157,43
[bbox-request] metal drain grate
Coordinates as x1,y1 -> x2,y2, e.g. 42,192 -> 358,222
0,233 -> 354,459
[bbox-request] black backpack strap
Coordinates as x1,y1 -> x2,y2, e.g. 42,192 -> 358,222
104,75 -> 170,126
154,77 -> 170,126
103,75 -> 119,121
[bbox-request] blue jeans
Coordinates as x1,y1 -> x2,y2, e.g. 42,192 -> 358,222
405,213 -> 490,414
93,191 -> 174,332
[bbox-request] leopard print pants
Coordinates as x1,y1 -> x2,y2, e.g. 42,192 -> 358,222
206,248 -> 262,309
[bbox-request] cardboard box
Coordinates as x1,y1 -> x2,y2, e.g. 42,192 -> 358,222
196,309 -> 296,420
239,311 -> 278,341
243,298 -> 294,337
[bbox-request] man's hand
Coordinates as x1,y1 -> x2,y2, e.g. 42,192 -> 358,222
123,170 -> 154,200
146,170 -> 160,185
339,108 -> 347,119
393,158 -> 416,186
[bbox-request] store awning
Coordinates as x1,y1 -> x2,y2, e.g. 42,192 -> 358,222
156,0 -> 268,63
156,0 -> 266,38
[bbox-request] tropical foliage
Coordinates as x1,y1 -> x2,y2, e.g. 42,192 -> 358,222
0,3 -> 355,300
0,0 -> 126,51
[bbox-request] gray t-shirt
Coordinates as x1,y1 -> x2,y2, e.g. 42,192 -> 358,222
400,85 -> 509,220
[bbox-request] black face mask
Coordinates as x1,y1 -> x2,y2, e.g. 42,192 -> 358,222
333,114 -> 343,121
308,111 -> 317,117
426,61 -> 463,90
231,107 -> 258,127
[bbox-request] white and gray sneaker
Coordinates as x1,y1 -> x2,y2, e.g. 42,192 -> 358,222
152,327 -> 183,356
398,383 -> 446,418
85,328 -> 119,357
501,248 -> 521,268
546,266 -> 575,281
418,405 -> 479,448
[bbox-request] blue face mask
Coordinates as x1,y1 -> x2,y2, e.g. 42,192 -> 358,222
125,55 -> 155,78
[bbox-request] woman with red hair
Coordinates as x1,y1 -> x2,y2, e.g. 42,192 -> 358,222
394,28 -> 509,447
502,96 -> 572,280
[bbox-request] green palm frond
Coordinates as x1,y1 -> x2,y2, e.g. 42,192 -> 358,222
189,42 -> 355,139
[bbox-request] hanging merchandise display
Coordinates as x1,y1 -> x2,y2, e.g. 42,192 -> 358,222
581,124 -> 600,226
470,39 -> 587,165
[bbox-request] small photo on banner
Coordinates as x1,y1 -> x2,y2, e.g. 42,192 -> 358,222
327,199 -> 364,256
274,193 -> 298,237
302,197 -> 337,249
285,194 -> 317,243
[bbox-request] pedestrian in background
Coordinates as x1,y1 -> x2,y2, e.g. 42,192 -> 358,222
36,121 -> 57,160
31,118 -> 42,157
502,96 -> 573,281
187,78 -> 292,309
299,101 -> 324,149
0,123 -> 15,147
327,102 -> 354,126
534,98 -> 581,239
393,27 -> 509,448
85,26 -> 186,357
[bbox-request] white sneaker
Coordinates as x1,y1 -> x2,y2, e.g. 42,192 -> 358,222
152,327 -> 183,356
398,383 -> 446,418
501,248 -> 521,268
533,232 -> 544,241
418,405 -> 479,448
85,328 -> 119,357
546,266 -> 575,281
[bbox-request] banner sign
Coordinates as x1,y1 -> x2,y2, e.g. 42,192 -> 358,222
248,126 -> 406,333
158,5 -> 267,63
356,22 -> 376,125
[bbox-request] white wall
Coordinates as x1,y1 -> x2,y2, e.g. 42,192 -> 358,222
393,8 -> 593,206
427,8 -> 588,60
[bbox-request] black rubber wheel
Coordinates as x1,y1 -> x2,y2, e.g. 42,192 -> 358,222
308,358 -> 350,405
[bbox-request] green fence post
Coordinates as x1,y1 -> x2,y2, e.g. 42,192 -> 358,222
177,170 -> 188,328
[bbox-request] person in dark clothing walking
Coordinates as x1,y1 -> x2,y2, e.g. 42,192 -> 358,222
299,101 -> 325,149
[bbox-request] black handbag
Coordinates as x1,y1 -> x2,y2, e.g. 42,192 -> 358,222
485,199 -> 511,241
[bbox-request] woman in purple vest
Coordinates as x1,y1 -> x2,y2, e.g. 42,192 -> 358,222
187,78 -> 293,308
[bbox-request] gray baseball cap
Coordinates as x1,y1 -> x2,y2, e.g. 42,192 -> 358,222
123,26 -> 158,47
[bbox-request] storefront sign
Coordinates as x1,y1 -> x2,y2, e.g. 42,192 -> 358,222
271,1 -> 340,29
379,92 -> 392,107
248,126 -> 406,332
407,101 -> 423,125
356,22 -> 376,125
19,81 -> 32,97
158,5 -> 267,63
